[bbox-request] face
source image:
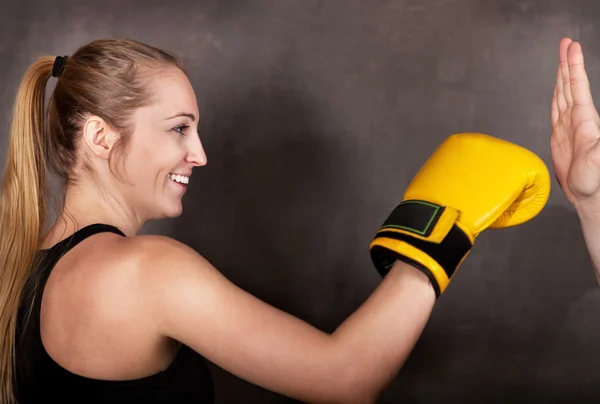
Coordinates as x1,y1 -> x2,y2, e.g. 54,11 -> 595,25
118,68 -> 207,220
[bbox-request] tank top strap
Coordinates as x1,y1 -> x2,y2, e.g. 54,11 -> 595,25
60,223 -> 126,247
39,223 -> 126,270
50,223 -> 125,248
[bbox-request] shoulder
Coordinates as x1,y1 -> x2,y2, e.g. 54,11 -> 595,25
43,232 -> 223,347
123,234 -> 205,263
108,234 -> 239,347
48,232 -> 219,326
107,233 -> 225,312
116,234 -> 218,285
81,233 -> 219,301
39,232 -> 218,379
80,232 -> 213,279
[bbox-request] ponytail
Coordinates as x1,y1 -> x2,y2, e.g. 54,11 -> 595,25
0,56 -> 54,404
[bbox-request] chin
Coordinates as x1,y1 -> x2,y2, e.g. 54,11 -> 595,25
160,201 -> 184,218
166,206 -> 184,218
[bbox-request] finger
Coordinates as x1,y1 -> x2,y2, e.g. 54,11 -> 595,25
567,41 -> 595,107
560,37 -> 574,106
555,63 -> 567,113
551,84 -> 559,126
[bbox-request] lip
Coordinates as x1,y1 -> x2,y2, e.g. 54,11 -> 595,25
168,177 -> 188,195
167,173 -> 190,192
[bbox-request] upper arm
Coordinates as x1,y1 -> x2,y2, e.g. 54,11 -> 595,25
134,236 -> 366,404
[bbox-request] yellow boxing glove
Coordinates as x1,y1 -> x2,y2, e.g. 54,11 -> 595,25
370,133 -> 550,297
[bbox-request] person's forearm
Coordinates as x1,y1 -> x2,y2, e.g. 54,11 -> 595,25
330,260 -> 436,402
575,202 -> 600,285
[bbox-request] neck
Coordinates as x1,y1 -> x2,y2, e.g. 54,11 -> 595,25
51,180 -> 145,241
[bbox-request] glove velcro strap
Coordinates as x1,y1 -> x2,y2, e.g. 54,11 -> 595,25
369,200 -> 473,297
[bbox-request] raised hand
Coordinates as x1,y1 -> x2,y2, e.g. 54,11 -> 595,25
551,38 -> 600,208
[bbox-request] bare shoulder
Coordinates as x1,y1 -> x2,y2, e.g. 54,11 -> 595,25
70,232 -> 215,284
52,231 -> 220,305
42,231 -> 213,324
69,233 -> 222,319
124,233 -> 210,266
48,232 -> 208,294
40,232 -> 218,379
117,234 -> 221,290
121,234 -> 232,325
99,233 -> 230,332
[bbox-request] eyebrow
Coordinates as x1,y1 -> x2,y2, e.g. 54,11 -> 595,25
166,112 -> 197,122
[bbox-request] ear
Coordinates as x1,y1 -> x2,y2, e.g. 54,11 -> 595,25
81,115 -> 119,159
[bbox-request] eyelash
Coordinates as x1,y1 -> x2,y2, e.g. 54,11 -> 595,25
173,125 -> 190,135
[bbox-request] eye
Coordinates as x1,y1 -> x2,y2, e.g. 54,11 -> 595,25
173,125 -> 190,135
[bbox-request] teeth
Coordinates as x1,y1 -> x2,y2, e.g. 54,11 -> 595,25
169,174 -> 189,184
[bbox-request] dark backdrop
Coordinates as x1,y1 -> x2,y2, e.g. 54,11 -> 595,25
1,1 -> 600,403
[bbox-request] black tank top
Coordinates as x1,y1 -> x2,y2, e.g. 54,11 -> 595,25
14,223 -> 215,403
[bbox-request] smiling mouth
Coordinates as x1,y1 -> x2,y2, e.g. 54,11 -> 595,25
168,173 -> 189,185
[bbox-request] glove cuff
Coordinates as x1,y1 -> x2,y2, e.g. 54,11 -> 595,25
369,200 -> 473,297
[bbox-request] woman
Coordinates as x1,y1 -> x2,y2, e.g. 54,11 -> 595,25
0,37 -> 548,404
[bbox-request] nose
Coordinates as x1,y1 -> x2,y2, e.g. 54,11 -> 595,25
185,133 -> 207,167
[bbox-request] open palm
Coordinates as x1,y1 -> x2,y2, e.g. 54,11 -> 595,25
551,38 -> 600,207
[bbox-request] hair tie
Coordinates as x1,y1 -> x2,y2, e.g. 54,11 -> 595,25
52,55 -> 68,78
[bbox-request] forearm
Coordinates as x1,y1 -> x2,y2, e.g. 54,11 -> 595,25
330,260 -> 436,402
575,202 -> 600,285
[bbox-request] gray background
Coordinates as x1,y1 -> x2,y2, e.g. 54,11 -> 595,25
1,0 -> 600,403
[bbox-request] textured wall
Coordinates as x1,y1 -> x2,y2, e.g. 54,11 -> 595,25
1,0 -> 600,402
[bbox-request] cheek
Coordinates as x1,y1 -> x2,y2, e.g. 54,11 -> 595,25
126,135 -> 185,177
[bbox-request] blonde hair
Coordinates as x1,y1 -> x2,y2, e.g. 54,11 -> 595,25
0,38 -> 184,403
